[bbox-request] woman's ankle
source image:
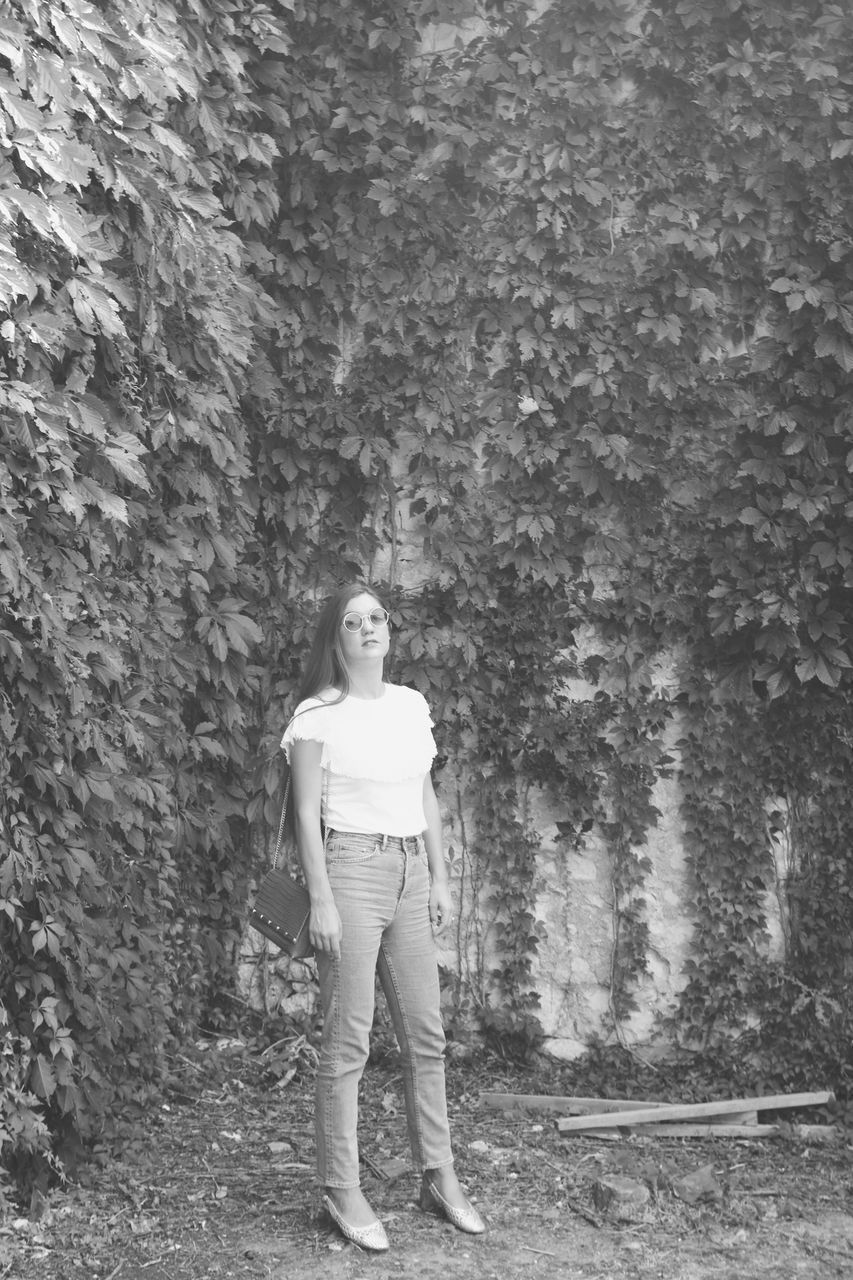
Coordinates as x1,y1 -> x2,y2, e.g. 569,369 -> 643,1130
324,1185 -> 376,1223
423,1166 -> 465,1201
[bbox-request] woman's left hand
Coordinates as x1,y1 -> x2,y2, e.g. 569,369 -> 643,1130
429,880 -> 454,934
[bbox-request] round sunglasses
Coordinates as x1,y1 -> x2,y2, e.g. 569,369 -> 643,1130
341,607 -> 390,633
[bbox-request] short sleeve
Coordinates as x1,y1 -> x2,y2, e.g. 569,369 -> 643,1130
398,687 -> 437,768
280,698 -> 333,765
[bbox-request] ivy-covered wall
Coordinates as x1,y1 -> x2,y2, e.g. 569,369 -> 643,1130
4,0 -> 853,1191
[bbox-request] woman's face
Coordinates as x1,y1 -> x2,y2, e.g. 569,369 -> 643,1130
337,592 -> 390,669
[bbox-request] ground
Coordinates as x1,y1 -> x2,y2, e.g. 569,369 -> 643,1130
2,1038 -> 852,1280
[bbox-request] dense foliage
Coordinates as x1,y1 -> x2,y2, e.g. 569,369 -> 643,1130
0,0 -> 283,1196
2,0 -> 853,1195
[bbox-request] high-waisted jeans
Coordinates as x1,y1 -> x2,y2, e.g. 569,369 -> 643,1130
314,830 -> 454,1189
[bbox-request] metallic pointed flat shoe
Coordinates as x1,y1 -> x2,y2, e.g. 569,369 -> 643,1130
322,1194 -> 390,1252
419,1179 -> 486,1235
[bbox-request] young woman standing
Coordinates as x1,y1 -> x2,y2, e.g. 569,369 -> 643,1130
281,584 -> 485,1251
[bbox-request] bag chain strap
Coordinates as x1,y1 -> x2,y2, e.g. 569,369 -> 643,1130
271,777 -> 291,871
270,770 -> 328,871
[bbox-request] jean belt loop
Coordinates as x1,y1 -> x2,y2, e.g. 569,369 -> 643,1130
381,833 -> 388,850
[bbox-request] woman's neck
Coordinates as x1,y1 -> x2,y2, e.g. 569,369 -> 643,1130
345,668 -> 386,701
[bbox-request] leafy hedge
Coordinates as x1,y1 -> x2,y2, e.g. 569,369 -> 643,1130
3,0 -> 853,1194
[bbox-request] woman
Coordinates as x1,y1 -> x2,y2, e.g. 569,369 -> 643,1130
281,584 -> 485,1251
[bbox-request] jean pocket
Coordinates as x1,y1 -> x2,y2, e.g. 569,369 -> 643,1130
325,837 -> 382,866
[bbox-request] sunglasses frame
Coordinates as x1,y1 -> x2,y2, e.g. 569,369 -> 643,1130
341,607 -> 390,633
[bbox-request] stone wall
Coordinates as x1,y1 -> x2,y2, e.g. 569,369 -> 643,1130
531,762 -> 695,1059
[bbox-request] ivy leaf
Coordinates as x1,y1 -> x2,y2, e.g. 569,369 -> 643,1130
31,1054 -> 58,1101
78,477 -> 129,524
0,242 -> 37,304
67,279 -> 126,339
794,651 -> 840,686
104,436 -> 151,491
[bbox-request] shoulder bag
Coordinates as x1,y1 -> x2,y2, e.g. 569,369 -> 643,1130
248,778 -> 314,958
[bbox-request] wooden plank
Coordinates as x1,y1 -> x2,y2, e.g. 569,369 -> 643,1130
573,1123 -> 776,1138
708,1110 -> 758,1125
557,1091 -> 833,1133
480,1092 -> 668,1115
569,1123 -> 836,1140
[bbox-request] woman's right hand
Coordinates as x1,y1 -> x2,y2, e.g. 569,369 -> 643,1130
309,897 -> 342,959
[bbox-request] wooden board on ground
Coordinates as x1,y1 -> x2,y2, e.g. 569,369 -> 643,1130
570,1122 -> 836,1140
557,1091 -> 834,1133
480,1093 -> 669,1115
708,1110 -> 758,1125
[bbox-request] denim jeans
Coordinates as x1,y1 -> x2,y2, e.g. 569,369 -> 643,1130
314,831 -> 455,1189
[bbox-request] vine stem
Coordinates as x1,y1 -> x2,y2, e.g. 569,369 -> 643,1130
608,869 -> 659,1072
455,780 -> 484,1010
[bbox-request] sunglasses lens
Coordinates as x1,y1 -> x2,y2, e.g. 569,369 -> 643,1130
369,609 -> 388,626
342,614 -> 360,632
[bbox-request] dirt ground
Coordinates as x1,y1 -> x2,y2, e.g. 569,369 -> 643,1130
3,1039 -> 853,1280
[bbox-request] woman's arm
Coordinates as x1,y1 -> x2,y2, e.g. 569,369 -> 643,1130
423,774 -> 452,933
290,739 -> 342,957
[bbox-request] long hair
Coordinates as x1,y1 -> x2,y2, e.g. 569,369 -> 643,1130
295,582 -> 388,708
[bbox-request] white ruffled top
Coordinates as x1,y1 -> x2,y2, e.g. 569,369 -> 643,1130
280,683 -> 437,837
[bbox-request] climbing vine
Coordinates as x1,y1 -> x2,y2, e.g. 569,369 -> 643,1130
675,681 -> 853,1090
